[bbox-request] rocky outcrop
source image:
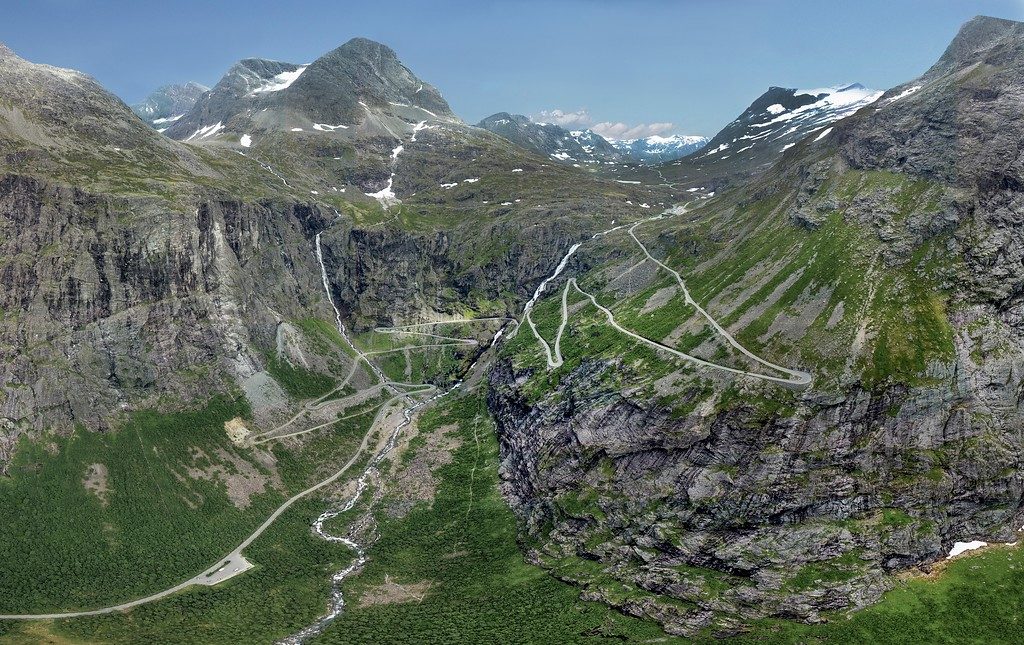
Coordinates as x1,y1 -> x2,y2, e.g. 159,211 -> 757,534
488,309 -> 1024,634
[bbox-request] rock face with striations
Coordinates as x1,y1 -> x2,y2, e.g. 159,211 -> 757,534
487,15 -> 1024,636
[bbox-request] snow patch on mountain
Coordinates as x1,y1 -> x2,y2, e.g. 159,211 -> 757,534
186,122 -> 224,141
694,83 -> 881,164
251,66 -> 308,94
885,85 -> 922,104
313,123 -> 349,131
607,133 -> 709,163
948,540 -> 987,558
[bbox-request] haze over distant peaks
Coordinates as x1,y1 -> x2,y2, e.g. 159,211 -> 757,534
606,133 -> 709,163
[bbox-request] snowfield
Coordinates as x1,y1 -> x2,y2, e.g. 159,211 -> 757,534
251,66 -> 308,94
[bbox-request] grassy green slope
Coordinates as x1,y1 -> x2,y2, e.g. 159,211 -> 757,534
733,542 -> 1024,644
0,397 -> 285,613
316,393 -> 672,643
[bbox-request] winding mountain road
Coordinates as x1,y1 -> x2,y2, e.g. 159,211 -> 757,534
0,201 -> 809,623
527,209 -> 811,389
625,221 -> 812,387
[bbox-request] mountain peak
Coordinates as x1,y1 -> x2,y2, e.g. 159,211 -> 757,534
747,86 -> 822,114
132,81 -> 209,126
334,36 -> 399,59
930,14 -> 1024,75
289,37 -> 454,120
478,112 -> 529,127
672,81 -> 881,186
164,37 -> 455,140
963,14 -> 1022,32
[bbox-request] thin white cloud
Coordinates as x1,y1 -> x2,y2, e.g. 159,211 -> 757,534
532,108 -> 594,128
531,108 -> 676,140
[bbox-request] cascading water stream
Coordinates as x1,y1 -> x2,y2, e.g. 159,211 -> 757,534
286,201 -> 808,642
281,232 -> 479,643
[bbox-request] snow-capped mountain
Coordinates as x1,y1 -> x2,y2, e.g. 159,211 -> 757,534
131,82 -> 208,130
668,83 -> 881,186
164,38 -> 455,142
476,113 -> 623,164
608,134 -> 708,163
477,113 -> 706,165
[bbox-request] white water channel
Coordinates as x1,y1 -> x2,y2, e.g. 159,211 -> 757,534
279,230 -> 485,643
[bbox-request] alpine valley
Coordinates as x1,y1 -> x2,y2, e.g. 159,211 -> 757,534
0,13 -> 1023,645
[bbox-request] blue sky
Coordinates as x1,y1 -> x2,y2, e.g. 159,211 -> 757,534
3,0 -> 1023,136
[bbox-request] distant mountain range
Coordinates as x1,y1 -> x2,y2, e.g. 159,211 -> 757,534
475,113 -> 623,164
607,134 -> 708,163
476,112 -> 707,165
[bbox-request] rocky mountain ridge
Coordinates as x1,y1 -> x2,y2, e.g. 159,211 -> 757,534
476,112 -> 624,164
165,38 -> 455,143
665,83 -> 882,188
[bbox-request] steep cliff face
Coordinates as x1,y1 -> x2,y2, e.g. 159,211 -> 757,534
0,163 -> 623,471
318,212 -> 602,329
486,16 -> 1024,636
489,326 -> 1024,634
0,175 -> 331,441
